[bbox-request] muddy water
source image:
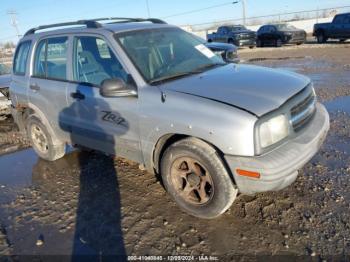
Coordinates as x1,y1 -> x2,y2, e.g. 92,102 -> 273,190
325,96 -> 350,114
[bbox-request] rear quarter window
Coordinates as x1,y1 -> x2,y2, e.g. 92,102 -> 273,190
13,41 -> 31,75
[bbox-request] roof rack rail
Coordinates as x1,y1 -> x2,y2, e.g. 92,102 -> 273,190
24,17 -> 167,36
91,17 -> 167,24
24,20 -> 101,36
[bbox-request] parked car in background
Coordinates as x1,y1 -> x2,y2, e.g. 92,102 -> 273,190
205,42 -> 239,63
0,64 -> 11,99
194,35 -> 240,63
257,24 -> 306,47
313,13 -> 350,43
207,25 -> 256,48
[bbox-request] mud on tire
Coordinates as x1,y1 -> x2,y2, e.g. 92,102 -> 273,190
26,115 -> 65,161
161,137 -> 238,219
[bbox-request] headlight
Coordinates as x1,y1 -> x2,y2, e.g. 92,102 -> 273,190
258,114 -> 289,148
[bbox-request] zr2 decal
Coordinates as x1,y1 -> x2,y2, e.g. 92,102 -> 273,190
101,111 -> 128,127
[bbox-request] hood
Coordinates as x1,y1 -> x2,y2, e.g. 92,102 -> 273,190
281,29 -> 305,33
315,22 -> 331,26
161,64 -> 310,117
234,30 -> 255,34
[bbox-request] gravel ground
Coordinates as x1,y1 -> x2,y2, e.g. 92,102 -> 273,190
0,43 -> 349,261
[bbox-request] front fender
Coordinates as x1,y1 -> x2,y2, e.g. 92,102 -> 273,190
138,87 -> 257,170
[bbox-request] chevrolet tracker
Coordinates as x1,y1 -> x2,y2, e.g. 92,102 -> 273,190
10,18 -> 330,219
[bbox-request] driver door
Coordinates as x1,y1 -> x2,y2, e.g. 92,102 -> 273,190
61,35 -> 142,162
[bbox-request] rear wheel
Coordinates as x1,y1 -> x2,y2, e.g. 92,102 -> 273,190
27,115 -> 65,161
340,39 -> 347,43
160,137 -> 238,219
317,32 -> 327,43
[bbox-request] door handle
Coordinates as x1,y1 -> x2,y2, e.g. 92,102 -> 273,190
30,84 -> 40,91
71,91 -> 85,100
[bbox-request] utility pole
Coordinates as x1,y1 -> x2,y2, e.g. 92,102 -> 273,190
241,0 -> 246,26
233,1 -> 247,26
146,0 -> 151,18
7,10 -> 21,40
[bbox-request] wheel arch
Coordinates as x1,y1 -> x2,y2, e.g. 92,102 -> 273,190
315,28 -> 325,36
152,133 -> 236,184
17,103 -> 62,145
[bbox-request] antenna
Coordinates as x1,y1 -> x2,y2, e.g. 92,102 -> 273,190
7,10 -> 22,39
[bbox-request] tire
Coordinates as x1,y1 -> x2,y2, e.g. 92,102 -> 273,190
275,38 -> 282,47
296,42 -> 303,46
317,32 -> 326,43
160,137 -> 238,219
340,39 -> 347,43
207,39 -> 212,43
26,115 -> 65,161
256,39 -> 263,47
249,46 -> 255,49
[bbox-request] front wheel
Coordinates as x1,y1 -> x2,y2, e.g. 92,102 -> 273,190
317,32 -> 326,43
275,38 -> 282,47
161,138 -> 238,219
27,115 -> 65,161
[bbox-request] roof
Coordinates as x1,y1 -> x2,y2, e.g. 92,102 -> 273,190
22,18 -> 174,40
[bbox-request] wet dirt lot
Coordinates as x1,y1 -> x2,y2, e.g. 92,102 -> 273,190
0,43 -> 350,261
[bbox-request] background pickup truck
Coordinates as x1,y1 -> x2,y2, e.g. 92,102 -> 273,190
207,25 -> 256,48
313,12 -> 350,43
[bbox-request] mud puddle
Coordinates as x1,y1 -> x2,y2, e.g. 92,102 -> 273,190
325,96 -> 350,114
0,149 -> 38,206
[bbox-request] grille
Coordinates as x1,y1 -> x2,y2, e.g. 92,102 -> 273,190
240,33 -> 254,39
290,91 -> 316,131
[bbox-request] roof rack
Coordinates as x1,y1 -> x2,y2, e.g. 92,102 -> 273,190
90,17 -> 167,24
24,17 -> 167,36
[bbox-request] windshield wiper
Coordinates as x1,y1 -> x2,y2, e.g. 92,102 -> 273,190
149,71 -> 199,85
149,63 -> 225,85
192,63 -> 225,73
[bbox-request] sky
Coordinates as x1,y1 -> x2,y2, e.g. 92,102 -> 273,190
0,0 -> 349,43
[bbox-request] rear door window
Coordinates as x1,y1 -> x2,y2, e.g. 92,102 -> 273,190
33,37 -> 68,80
13,41 -> 31,75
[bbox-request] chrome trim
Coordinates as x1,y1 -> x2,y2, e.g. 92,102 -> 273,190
290,97 -> 316,129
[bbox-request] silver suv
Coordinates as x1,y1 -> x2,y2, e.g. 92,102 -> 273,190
10,18 -> 329,219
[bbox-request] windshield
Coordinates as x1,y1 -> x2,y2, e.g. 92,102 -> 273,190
275,24 -> 297,30
116,28 -> 225,84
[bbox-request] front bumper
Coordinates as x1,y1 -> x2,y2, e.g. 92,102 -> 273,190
224,103 -> 330,195
235,39 -> 256,47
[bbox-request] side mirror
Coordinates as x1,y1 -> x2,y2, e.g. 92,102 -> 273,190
100,78 -> 137,97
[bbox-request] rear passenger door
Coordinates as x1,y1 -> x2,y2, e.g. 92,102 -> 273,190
29,36 -> 70,141
61,35 -> 142,162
